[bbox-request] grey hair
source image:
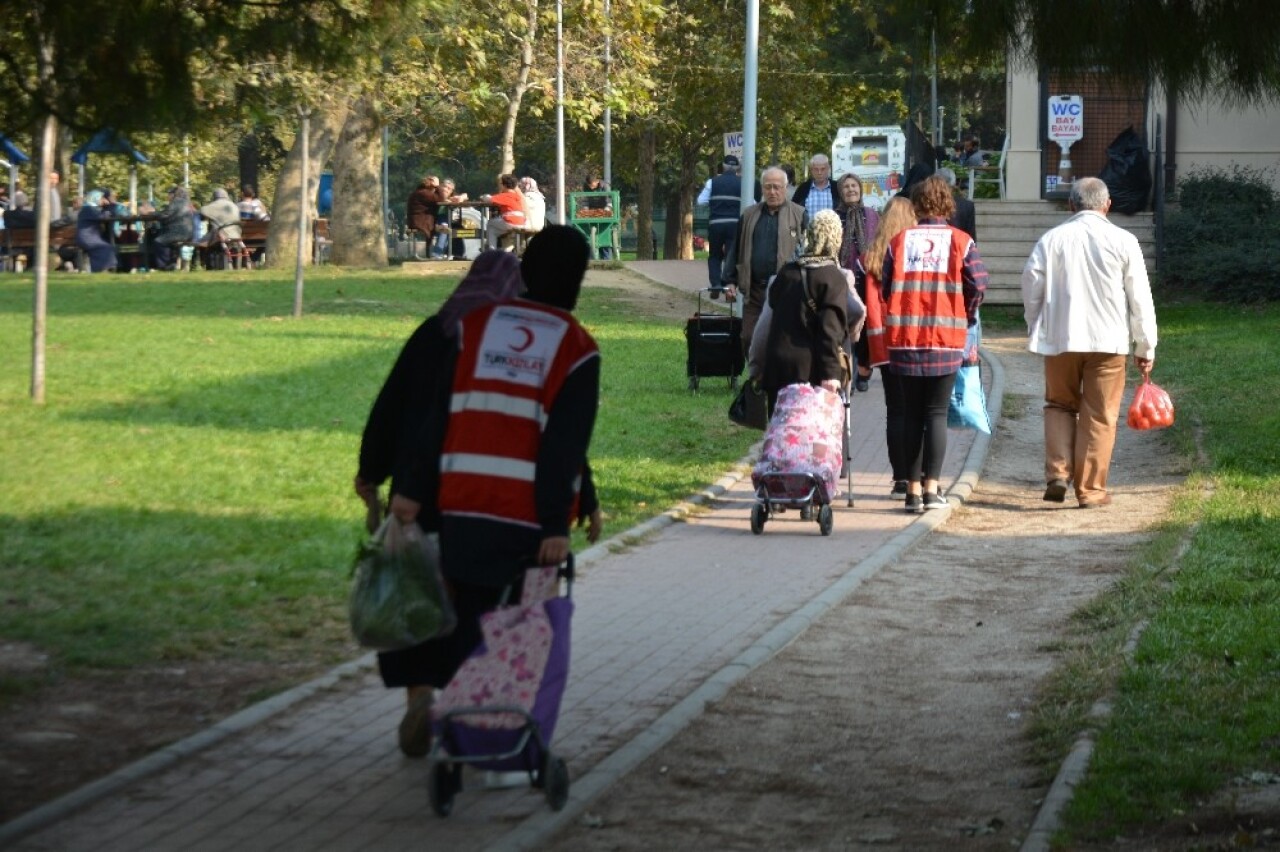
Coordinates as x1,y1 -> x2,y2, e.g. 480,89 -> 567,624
935,167 -> 957,187
761,166 -> 787,186
809,153 -> 830,167
1071,177 -> 1110,211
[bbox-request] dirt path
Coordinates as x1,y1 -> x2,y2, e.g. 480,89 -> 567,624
542,331 -> 1187,850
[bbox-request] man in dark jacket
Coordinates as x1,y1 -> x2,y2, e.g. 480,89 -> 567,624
789,153 -> 836,218
723,167 -> 808,355
696,154 -> 746,296
936,167 -> 977,240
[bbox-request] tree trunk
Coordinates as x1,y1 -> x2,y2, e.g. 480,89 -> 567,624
238,132 -> 260,195
31,113 -> 56,404
265,103 -> 348,269
330,95 -> 388,267
637,123 -> 655,260
500,0 -> 539,175
663,142 -> 700,260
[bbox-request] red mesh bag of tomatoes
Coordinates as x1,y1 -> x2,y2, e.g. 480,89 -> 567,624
1126,376 -> 1175,430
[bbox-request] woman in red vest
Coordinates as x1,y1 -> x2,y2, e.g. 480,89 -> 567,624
385,228 -> 602,757
879,176 -> 987,513
355,250 -> 525,756
859,196 -> 918,496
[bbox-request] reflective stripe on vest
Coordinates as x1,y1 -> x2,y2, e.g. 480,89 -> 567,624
708,173 -> 741,225
885,225 -> 969,351
439,300 -> 598,528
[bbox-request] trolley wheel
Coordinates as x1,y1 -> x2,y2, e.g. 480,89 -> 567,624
544,753 -> 570,811
818,504 -> 834,536
750,502 -> 766,535
428,762 -> 460,817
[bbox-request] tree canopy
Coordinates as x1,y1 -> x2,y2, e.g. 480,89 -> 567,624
952,0 -> 1280,104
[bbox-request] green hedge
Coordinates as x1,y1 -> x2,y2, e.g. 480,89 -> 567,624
1163,165 -> 1280,303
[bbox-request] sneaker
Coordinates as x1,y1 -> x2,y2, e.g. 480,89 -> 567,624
484,771 -> 529,789
924,491 -> 948,510
398,691 -> 434,758
1043,479 -> 1068,503
709,287 -> 723,300
904,494 -> 923,514
891,480 -> 909,496
854,376 -> 870,392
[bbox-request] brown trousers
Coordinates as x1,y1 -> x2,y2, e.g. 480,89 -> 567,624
1042,352 -> 1128,503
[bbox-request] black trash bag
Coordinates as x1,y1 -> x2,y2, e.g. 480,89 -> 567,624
1098,125 -> 1151,214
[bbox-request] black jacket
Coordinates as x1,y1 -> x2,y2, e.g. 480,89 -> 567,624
950,196 -> 977,240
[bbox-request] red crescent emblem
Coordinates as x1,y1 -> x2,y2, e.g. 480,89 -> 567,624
920,238 -> 934,254
510,325 -> 535,352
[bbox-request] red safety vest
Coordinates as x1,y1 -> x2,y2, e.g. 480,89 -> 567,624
439,299 -> 599,529
884,223 -> 970,353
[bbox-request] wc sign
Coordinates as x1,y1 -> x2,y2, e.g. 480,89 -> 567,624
724,131 -> 744,160
1048,95 -> 1084,146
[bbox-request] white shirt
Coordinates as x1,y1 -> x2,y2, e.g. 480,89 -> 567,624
1021,210 -> 1157,360
523,190 -> 546,231
696,178 -> 713,206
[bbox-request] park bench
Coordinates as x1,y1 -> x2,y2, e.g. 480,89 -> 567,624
3,224 -> 79,271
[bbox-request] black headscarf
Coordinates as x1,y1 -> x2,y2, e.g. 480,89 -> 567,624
521,225 -> 590,311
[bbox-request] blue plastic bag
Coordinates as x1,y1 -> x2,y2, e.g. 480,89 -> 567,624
948,319 -> 991,434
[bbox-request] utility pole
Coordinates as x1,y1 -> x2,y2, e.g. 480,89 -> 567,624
740,0 -> 759,213
603,0 -> 612,188
930,26 -> 939,147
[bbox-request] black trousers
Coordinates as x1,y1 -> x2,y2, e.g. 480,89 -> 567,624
879,366 -> 907,481
898,372 -> 957,483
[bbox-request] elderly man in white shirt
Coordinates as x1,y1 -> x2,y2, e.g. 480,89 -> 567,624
1021,176 -> 1158,509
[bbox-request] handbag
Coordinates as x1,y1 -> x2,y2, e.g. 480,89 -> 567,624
348,516 -> 457,651
729,379 -> 769,430
947,317 -> 991,434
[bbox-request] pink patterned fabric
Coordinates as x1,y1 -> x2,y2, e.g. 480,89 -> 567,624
433,600 -> 555,729
520,565 -> 560,605
752,383 -> 844,499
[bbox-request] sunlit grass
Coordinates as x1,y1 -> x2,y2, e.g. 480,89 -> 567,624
0,267 -> 755,687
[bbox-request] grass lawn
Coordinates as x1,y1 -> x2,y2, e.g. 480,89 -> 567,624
1008,299 -> 1280,842
0,267 -> 755,698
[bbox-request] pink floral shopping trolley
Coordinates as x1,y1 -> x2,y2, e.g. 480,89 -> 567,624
427,557 -> 575,816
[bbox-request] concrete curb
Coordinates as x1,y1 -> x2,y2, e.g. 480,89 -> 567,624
490,349 -> 1007,850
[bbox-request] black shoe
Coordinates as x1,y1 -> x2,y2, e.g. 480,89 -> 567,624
904,494 -> 923,514
709,287 -> 723,300
1043,479 -> 1068,503
855,376 -> 870,392
891,480 -> 909,496
924,491 -> 948,510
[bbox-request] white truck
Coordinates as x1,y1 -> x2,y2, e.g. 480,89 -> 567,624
830,125 -> 908,211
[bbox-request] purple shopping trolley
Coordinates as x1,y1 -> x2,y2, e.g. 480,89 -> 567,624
427,557 -> 575,816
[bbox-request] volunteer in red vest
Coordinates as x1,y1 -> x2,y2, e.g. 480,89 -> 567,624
879,175 -> 987,513
483,173 -> 529,250
391,226 -> 602,752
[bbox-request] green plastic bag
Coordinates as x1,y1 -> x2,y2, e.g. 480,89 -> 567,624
349,517 -> 456,651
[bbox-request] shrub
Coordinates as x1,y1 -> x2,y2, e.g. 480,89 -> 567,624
1163,165 -> 1280,303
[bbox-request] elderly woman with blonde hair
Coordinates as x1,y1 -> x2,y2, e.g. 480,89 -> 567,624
748,208 -> 864,411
